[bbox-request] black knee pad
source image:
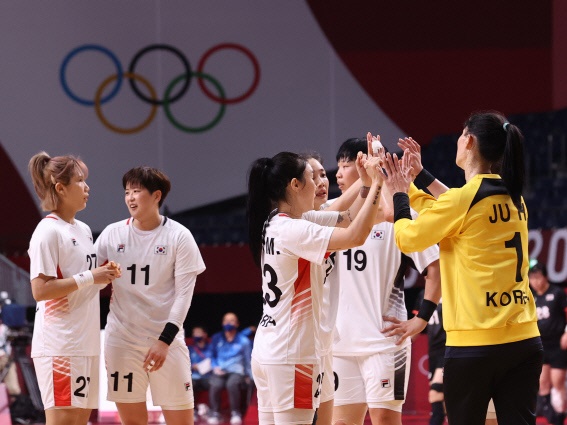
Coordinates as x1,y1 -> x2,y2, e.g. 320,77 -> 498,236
430,382 -> 443,394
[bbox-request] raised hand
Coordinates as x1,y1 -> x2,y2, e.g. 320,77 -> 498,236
362,155 -> 385,185
397,137 -> 423,175
367,132 -> 383,157
380,150 -> 414,194
355,152 -> 372,187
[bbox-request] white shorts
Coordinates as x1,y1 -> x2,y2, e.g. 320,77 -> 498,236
333,345 -> 411,411
252,358 -> 321,424
105,343 -> 193,408
320,352 -> 335,403
33,356 -> 99,409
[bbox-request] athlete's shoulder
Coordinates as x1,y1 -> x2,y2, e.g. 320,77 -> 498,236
32,214 -> 64,237
162,217 -> 197,240
162,216 -> 188,230
74,218 -> 92,233
100,218 -> 132,233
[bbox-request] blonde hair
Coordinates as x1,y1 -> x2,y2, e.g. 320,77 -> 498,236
28,151 -> 88,211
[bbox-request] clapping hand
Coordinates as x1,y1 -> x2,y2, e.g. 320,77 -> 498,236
397,137 -> 423,176
380,150 -> 414,194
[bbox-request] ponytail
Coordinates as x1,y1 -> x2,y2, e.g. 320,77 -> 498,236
465,112 -> 525,208
247,158 -> 276,268
501,123 -> 525,208
28,151 -> 88,211
28,152 -> 56,211
246,152 -> 307,267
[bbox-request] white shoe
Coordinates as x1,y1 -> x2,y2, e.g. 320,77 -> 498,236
198,403 -> 209,417
207,414 -> 220,425
230,412 -> 242,425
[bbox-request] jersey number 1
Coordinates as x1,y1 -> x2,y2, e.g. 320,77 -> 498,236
504,232 -> 523,283
126,264 -> 150,285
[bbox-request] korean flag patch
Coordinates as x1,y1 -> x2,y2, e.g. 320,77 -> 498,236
155,245 -> 167,255
371,229 -> 384,240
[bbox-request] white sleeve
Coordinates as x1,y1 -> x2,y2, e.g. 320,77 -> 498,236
174,229 -> 206,277
28,225 -> 60,279
302,210 -> 339,227
166,271 -> 197,328
166,227 -> 205,327
279,219 -> 334,266
408,244 -> 440,274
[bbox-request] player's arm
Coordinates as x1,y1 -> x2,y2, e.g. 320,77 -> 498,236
382,259 -> 441,344
398,136 -> 449,198
327,157 -> 384,251
329,138 -> 389,227
143,270 -> 197,372
31,265 -> 120,301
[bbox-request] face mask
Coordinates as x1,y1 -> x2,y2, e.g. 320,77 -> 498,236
193,336 -> 203,343
223,324 -> 237,332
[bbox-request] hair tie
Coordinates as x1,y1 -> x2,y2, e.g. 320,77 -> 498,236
503,122 -> 510,131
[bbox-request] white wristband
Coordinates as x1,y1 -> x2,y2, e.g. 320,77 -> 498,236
73,270 -> 94,289
564,324 -> 567,333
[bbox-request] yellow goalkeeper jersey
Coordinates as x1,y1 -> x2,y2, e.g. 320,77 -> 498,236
394,174 -> 539,346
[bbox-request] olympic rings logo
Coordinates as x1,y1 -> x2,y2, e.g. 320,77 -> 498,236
60,43 -> 260,134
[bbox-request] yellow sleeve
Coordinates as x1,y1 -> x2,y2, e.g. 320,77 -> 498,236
394,188 -> 466,253
407,183 -> 436,213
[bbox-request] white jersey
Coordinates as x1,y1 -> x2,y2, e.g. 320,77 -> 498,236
310,201 -> 341,357
95,216 -> 205,350
28,214 -> 101,357
252,212 -> 335,365
332,221 -> 439,355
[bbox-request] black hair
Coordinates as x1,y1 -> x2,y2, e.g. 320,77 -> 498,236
464,111 -> 525,207
300,150 -> 323,164
336,138 -> 367,163
122,166 -> 171,207
529,259 -> 548,278
246,152 -> 307,267
192,325 -> 208,335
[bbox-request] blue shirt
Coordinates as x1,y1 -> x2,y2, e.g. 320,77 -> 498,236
210,331 -> 252,378
188,341 -> 213,379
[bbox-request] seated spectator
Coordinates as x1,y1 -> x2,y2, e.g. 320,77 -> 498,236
188,326 -> 213,419
207,312 -> 252,425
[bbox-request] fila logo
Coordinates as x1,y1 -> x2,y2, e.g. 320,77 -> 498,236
117,244 -> 125,253
71,238 -> 78,246
371,229 -> 384,240
155,245 -> 167,255
381,379 -> 391,388
185,382 -> 191,391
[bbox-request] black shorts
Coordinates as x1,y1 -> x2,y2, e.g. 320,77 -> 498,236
444,337 -> 543,425
542,346 -> 567,369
